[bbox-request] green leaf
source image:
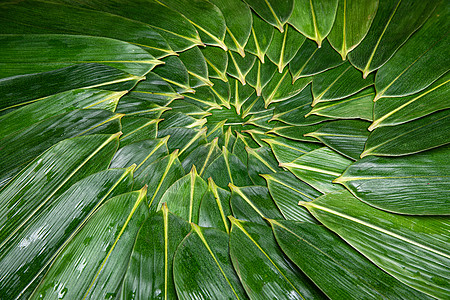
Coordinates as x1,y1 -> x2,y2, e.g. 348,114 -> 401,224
245,13 -> 274,62
203,147 -> 253,189
262,69 -> 312,107
198,178 -> 232,233
327,0 -> 379,60
54,0 -> 203,52
374,2 -> 449,99
31,187 -> 149,299
153,56 -> 193,94
230,78 -> 256,114
305,119 -> 371,160
209,78 -> 232,108
0,34 -> 161,78
158,0 -> 227,50
181,139 -> 221,175
246,146 -> 279,185
348,0 -> 439,78
173,224 -> 247,299
270,86 -> 330,126
243,0 -> 294,32
229,218 -> 326,300
0,167 -> 133,299
312,61 -> 375,105
269,220 -> 433,300
370,73 -> 450,130
0,63 -> 142,112
134,151 -> 185,211
246,60 -> 278,96
306,87 -> 375,121
280,147 -> 352,193
179,46 -> 212,88
110,137 -> 170,176
230,184 -> 283,224
201,46 -> 229,82
267,122 -> 324,143
0,0 -> 176,58
266,25 -> 305,73
301,190 -> 450,299
263,137 -> 320,165
158,166 -> 208,223
120,116 -> 160,147
210,0 -> 252,56
0,109 -> 121,187
0,133 -> 119,246
362,109 -> 450,157
335,145 -> 450,215
262,172 -> 320,223
227,51 -> 256,85
0,88 -> 125,139
121,204 -> 191,300
289,0 -> 338,47
289,39 -> 344,82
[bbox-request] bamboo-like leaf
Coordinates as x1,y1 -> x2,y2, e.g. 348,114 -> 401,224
158,166 -> 208,223
312,62 -> 375,105
280,147 -> 351,193
110,137 -> 169,175
242,0 -> 294,32
158,0 -> 227,50
210,0 -> 252,56
348,0 -> 439,78
362,109 -> 450,157
306,87 -> 375,121
289,0 -> 338,47
127,72 -> 181,106
0,63 -> 142,112
370,73 -> 450,130
374,3 -> 449,99
245,13 -> 274,62
174,224 -> 247,300
267,122 -> 324,143
184,87 -> 222,110
134,151 -> 185,211
209,78 -> 232,108
0,34 -> 161,78
0,168 -> 133,299
0,133 -> 119,246
153,56 -> 193,94
230,184 -> 283,225
121,204 -> 191,300
266,25 -> 305,73
227,51 -> 256,85
181,139 -> 221,174
269,220 -> 433,300
203,147 -> 253,189
262,172 -> 320,223
198,178 -> 232,233
230,78 -> 255,114
289,39 -> 344,82
232,131 -> 259,165
246,60 -> 278,96
263,69 -> 312,107
301,190 -> 450,299
0,109 -> 121,187
120,116 -> 160,147
271,86 -> 330,126
201,46 -> 229,81
305,119 -> 371,160
54,0 -> 203,52
178,46 -> 212,88
327,0 -> 379,60
246,146 -> 279,185
229,218 -> 326,300
0,0 -> 176,59
263,137 -> 320,165
31,187 -> 149,299
335,145 -> 450,215
0,88 -> 124,139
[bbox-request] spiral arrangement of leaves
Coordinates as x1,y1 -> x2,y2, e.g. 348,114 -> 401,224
0,0 -> 449,299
